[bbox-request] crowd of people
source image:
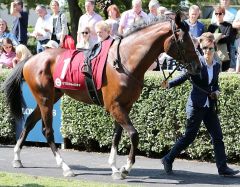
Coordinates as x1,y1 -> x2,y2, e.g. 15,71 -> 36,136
0,0 -> 61,69
1,0 -> 240,73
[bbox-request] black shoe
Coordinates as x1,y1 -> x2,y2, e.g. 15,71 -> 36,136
161,157 -> 173,174
219,166 -> 239,177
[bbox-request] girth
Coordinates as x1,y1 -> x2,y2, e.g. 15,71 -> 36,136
81,42 -> 103,106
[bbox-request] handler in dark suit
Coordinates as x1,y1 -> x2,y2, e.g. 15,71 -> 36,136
161,32 -> 239,176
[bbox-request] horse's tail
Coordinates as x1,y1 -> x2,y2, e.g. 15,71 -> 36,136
2,60 -> 27,120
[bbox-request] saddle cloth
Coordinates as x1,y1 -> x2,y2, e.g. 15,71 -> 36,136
53,38 -> 113,90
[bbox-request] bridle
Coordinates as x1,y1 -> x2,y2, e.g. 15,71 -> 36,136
112,20 -> 193,88
161,20 -> 191,82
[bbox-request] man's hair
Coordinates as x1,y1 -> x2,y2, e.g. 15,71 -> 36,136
85,0 -> 95,6
50,0 -> 59,7
189,5 -> 200,12
148,0 -> 160,9
132,0 -> 142,6
95,21 -> 110,32
214,6 -> 225,14
35,5 -> 46,11
14,0 -> 23,7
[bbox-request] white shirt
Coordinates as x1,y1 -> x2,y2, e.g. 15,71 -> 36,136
33,14 -> 52,41
203,58 -> 217,107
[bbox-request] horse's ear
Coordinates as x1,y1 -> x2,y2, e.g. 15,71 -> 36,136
175,10 -> 182,28
175,10 -> 189,32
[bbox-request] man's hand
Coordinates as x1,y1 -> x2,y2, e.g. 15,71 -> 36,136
161,80 -> 169,89
209,91 -> 219,100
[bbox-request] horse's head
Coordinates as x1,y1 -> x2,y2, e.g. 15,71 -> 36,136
164,11 -> 201,75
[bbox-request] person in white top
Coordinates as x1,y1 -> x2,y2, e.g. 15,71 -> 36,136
77,0 -> 103,45
49,0 -> 68,47
118,0 -> 148,34
31,5 -> 52,53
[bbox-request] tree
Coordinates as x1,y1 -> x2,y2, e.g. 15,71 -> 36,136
67,0 -> 82,42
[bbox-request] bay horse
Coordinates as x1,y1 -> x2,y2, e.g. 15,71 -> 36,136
3,12 -> 201,179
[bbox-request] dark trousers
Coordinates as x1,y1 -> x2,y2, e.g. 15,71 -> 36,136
164,105 -> 227,171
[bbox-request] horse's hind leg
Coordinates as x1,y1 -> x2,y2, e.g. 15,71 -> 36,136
108,121 -> 123,179
39,90 -> 74,177
13,106 -> 41,168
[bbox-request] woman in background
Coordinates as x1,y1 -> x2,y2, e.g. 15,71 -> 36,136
12,44 -> 32,67
76,26 -> 94,49
49,0 -> 68,47
0,18 -> 19,46
0,38 -> 16,68
208,6 -> 235,71
105,4 -> 121,38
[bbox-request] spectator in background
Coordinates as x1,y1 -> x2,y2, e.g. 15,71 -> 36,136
42,40 -> 59,49
211,0 -> 237,24
0,38 -> 16,68
211,0 -> 237,72
148,0 -> 160,21
186,5 -> 205,39
105,4 -> 121,38
10,0 -> 28,45
161,32 -> 239,177
118,0 -> 148,34
31,5 -> 51,53
12,44 -> 32,67
208,6 -> 235,71
49,0 -> 68,47
77,0 -> 102,45
158,6 -> 167,17
95,21 -> 111,42
232,10 -> 240,72
0,18 -> 19,46
76,26 -> 94,49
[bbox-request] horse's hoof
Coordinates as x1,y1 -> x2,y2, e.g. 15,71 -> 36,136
111,171 -> 123,180
120,167 -> 129,179
63,170 -> 75,177
12,160 -> 23,168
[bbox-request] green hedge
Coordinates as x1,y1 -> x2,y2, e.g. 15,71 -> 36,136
61,72 -> 240,162
0,70 -> 15,144
1,71 -> 240,162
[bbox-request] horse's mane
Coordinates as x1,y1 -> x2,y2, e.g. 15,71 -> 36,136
122,16 -> 171,38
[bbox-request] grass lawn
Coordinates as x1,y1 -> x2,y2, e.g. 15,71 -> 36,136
0,172 -> 131,187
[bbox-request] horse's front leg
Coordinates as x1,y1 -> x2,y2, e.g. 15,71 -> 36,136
110,106 -> 139,179
108,121 -> 123,179
119,124 -> 139,179
13,107 -> 41,168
